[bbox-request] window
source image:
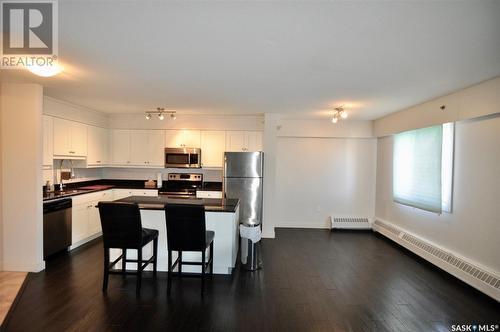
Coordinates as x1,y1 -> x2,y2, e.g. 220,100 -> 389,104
393,123 -> 454,213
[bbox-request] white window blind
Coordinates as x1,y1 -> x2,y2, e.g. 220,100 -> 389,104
393,125 -> 443,213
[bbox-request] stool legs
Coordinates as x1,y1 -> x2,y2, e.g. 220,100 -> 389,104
103,248 -> 110,292
209,242 -> 214,276
153,238 -> 158,277
122,249 -> 127,275
136,248 -> 142,294
201,249 -> 206,296
167,250 -> 172,296
178,251 -> 182,277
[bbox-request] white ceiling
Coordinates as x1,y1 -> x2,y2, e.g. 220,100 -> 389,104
1,0 -> 500,120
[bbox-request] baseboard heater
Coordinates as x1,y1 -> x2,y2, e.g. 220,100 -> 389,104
373,219 -> 500,302
330,217 -> 372,230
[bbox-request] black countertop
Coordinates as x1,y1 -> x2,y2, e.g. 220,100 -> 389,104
43,179 -> 223,202
115,196 -> 239,213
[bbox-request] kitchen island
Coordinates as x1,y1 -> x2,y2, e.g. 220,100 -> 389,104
110,196 -> 240,275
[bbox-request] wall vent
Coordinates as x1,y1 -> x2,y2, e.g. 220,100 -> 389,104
331,217 -> 371,230
374,219 -> 500,298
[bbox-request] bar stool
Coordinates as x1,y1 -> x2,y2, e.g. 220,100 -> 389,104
98,201 -> 158,294
164,204 -> 214,296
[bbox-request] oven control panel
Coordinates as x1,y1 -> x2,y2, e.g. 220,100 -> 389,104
168,173 -> 203,182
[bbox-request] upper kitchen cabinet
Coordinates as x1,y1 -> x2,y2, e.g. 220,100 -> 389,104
130,130 -> 165,166
225,131 -> 263,152
200,131 -> 226,168
111,130 -> 165,167
111,129 -> 131,165
42,115 -> 53,167
165,129 -> 201,148
53,118 -> 88,157
246,131 -> 263,151
146,130 -> 166,166
87,125 -> 109,166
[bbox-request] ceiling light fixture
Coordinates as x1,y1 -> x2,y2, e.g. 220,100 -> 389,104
144,108 -> 176,121
27,63 -> 63,77
331,106 -> 348,124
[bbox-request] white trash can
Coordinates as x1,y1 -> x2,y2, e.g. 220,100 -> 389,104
240,224 -> 263,271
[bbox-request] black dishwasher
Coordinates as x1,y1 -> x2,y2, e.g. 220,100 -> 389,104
43,198 -> 72,259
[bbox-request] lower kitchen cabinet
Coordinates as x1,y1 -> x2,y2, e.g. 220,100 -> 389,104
71,190 -> 113,248
71,189 -> 158,249
112,189 -> 158,200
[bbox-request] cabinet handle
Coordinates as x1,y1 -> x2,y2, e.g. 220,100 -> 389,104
96,160 -> 101,163
127,161 -> 130,164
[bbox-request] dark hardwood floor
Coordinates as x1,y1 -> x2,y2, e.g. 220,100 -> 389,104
3,229 -> 499,332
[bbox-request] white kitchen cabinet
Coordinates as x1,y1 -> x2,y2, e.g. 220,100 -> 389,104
71,190 -> 114,248
246,131 -> 263,151
130,130 -> 150,166
72,203 -> 90,244
165,129 -> 201,148
130,130 -> 165,167
200,131 -> 226,168
112,130 -> 165,167
147,130 -> 166,166
111,129 -> 131,165
225,131 -> 246,152
42,115 -> 53,166
87,126 -> 109,166
196,190 -> 223,199
53,118 -> 88,157
225,131 -> 263,152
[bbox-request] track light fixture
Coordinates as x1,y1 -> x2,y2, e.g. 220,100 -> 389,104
145,107 -> 176,120
331,106 -> 348,124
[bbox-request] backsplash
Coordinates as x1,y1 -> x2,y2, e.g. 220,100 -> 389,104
102,167 -> 223,182
44,166 -> 223,185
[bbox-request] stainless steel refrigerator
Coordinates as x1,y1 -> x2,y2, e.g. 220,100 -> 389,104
223,152 -> 264,227
223,152 -> 264,270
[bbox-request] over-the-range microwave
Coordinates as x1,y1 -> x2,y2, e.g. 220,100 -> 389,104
164,147 -> 201,168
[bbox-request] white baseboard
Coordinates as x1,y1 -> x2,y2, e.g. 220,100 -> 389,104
373,218 -> 500,302
275,222 -> 330,229
262,229 -> 275,239
70,232 -> 102,250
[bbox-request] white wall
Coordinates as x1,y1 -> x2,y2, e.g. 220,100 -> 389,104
374,76 -> 500,137
274,137 -> 376,228
44,96 -> 109,128
1,84 -> 45,272
376,114 -> 500,273
261,115 -> 376,235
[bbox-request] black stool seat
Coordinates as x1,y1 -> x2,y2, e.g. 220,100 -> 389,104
98,202 -> 159,294
165,204 -> 215,296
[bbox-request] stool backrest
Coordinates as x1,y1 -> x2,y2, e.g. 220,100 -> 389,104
98,202 -> 143,249
165,204 -> 206,251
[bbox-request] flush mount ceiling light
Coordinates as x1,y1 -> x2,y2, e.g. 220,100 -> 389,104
145,108 -> 176,120
27,63 -> 64,77
331,106 -> 348,124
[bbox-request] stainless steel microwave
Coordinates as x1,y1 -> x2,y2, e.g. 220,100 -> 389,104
165,148 -> 201,168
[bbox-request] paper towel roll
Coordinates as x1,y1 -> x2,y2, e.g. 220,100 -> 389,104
157,172 -> 163,188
